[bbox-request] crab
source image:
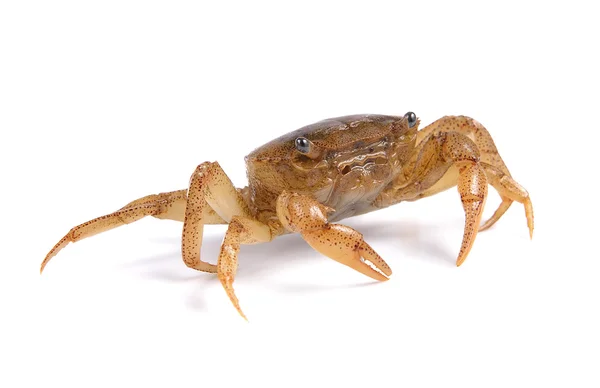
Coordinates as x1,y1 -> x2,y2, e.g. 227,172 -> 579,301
41,112 -> 534,319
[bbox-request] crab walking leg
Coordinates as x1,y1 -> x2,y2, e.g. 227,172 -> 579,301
478,197 -> 512,231
40,190 -> 225,273
416,115 -> 511,175
182,162 -> 251,272
276,191 -> 392,281
119,191 -> 225,223
217,216 -> 272,320
480,162 -> 534,238
455,162 -> 488,266
415,115 -> 526,230
377,132 -> 488,266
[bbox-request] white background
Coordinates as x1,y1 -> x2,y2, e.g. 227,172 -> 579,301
1,1 -> 598,387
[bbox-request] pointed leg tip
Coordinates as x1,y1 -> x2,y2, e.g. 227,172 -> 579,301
221,278 -> 248,321
527,220 -> 534,240
233,303 -> 249,321
524,198 -> 534,240
41,236 -> 71,275
40,259 -> 50,274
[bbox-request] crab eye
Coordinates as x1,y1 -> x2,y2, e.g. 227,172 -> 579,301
404,111 -> 417,128
295,137 -> 311,154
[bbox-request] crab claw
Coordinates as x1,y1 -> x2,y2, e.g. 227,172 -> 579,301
356,239 -> 393,281
303,224 -> 392,282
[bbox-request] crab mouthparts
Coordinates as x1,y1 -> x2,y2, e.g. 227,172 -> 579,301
339,156 -> 388,175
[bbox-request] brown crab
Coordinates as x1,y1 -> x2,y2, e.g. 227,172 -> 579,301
41,112 -> 534,319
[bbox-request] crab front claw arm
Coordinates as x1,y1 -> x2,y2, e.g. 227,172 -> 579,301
277,191 -> 392,281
